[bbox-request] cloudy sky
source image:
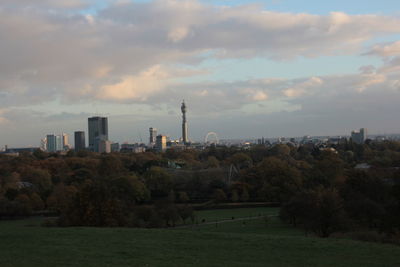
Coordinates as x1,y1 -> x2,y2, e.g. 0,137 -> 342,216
1,0 -> 400,147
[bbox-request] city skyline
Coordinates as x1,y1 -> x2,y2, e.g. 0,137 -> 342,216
1,0 -> 400,147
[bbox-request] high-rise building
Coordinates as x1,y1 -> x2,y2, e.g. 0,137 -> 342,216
156,135 -> 167,152
74,131 -> 86,151
56,135 -> 63,151
181,100 -> 188,144
88,116 -> 108,152
62,133 -> 70,150
46,134 -> 63,152
46,134 -> 56,152
149,127 -> 157,145
351,128 -> 367,144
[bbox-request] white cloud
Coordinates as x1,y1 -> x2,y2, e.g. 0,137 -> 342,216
1,0 -> 400,143
283,77 -> 323,97
252,91 -> 268,101
168,27 -> 191,42
0,0 -> 400,109
367,41 -> 400,57
97,65 -> 170,101
356,73 -> 386,92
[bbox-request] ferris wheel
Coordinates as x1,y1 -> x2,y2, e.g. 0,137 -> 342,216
205,132 -> 219,145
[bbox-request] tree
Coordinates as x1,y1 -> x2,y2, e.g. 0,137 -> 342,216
313,150 -> 345,186
59,179 -> 127,227
281,188 -> 348,237
20,167 -> 52,198
269,144 -> 291,159
178,191 -> 190,203
240,188 -> 250,202
111,175 -> 150,204
30,192 -> 44,210
228,153 -> 252,169
33,149 -> 48,160
253,157 -> 302,202
46,184 -> 78,213
15,194 -> 33,215
231,190 -> 239,202
144,167 -> 173,199
178,205 -> 194,224
213,189 -> 227,203
67,168 -> 95,185
99,155 -> 124,177
207,156 -> 220,168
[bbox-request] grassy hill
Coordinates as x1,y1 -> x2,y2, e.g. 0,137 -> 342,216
0,208 -> 399,267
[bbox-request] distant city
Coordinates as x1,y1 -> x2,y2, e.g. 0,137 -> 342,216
1,101 -> 400,156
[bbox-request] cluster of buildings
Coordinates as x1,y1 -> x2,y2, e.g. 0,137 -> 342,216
37,100 -> 190,154
43,133 -> 71,152
255,128 -> 369,148
41,117 -> 110,153
149,101 -> 189,152
0,97 -> 392,156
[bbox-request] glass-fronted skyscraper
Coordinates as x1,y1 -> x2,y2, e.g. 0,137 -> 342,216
88,117 -> 108,152
74,131 -> 86,151
46,134 -> 63,152
46,134 -> 56,152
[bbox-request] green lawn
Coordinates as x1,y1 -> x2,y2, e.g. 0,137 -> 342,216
0,209 -> 399,267
195,207 -> 278,222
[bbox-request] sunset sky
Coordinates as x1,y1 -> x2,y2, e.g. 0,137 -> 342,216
1,0 -> 400,147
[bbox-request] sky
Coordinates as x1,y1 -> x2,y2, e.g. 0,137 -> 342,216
1,0 -> 400,147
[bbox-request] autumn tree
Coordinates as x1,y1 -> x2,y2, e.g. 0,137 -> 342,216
144,166 -> 173,199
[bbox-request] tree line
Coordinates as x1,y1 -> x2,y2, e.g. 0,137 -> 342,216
0,139 -> 399,237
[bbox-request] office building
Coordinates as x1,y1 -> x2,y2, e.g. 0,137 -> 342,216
111,143 -> 120,152
351,128 -> 367,144
62,133 -> 70,150
56,135 -> 63,151
94,134 -> 108,153
120,143 -> 146,153
156,135 -> 167,152
88,116 -> 108,152
46,134 -> 63,152
74,131 -> 86,151
98,139 -> 111,153
46,134 -> 56,152
149,127 -> 157,145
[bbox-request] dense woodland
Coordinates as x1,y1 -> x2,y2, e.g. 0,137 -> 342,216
0,140 -> 399,240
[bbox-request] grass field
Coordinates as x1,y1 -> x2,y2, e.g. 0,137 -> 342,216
195,207 -> 278,222
0,208 -> 399,267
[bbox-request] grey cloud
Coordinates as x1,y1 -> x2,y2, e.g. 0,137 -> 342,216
0,0 -> 400,108
0,0 -> 89,9
364,40 -> 400,58
1,0 -> 400,145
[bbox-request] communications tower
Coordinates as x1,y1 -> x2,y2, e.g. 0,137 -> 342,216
181,100 -> 188,144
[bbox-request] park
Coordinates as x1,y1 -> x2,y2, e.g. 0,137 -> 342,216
1,207 -> 400,267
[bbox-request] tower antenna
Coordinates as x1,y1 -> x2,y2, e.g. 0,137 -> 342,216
181,100 -> 188,145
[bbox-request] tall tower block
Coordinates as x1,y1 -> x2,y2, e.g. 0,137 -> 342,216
88,116 -> 108,152
181,100 -> 188,144
149,127 -> 157,145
